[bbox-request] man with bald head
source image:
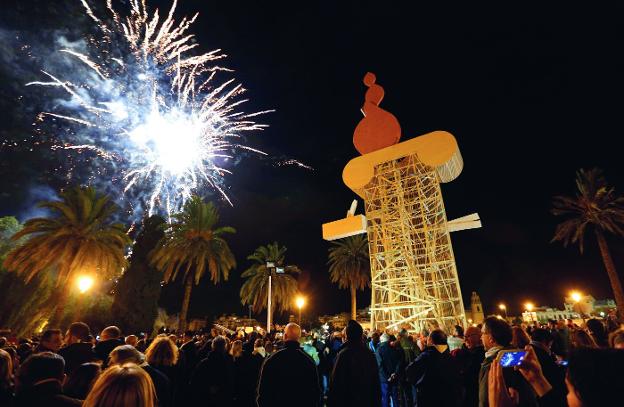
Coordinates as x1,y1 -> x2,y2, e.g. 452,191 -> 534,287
257,323 -> 320,407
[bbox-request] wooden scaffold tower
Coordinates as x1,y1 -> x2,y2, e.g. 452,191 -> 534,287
323,73 -> 480,333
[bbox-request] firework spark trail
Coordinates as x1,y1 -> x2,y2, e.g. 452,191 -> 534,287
27,0 -> 274,216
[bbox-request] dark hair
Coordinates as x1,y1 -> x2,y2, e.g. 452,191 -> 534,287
345,320 -> 364,342
429,329 -> 447,346
567,348 -> 624,406
17,352 -> 65,387
41,329 -> 62,342
586,319 -> 608,347
511,326 -> 531,349
530,328 -> 553,344
212,336 -> 227,353
454,325 -> 464,337
68,322 -> 91,342
482,316 -> 512,346
63,362 -> 101,399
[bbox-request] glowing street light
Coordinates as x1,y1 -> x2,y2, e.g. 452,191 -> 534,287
499,303 -> 508,320
77,276 -> 94,294
570,291 -> 584,322
524,302 -> 535,323
296,296 -> 306,325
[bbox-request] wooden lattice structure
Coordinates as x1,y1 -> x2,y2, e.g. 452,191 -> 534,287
322,73 -> 479,334
364,154 -> 465,333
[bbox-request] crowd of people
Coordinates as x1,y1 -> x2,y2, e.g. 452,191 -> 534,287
0,316 -> 623,406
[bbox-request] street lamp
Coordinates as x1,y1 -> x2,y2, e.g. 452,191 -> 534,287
77,276 -> 94,294
296,296 -> 305,326
499,303 -> 507,320
525,302 -> 534,323
570,291 -> 584,323
266,262 -> 274,333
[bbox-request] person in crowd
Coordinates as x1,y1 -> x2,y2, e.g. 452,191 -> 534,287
95,326 -> 124,366
109,344 -> 171,407
234,338 -> 265,407
0,337 -> 6,349
16,340 -> 33,363
528,328 -> 566,407
511,326 -> 531,349
83,363 -> 157,407
257,323 -> 321,407
264,339 -> 274,355
58,322 -> 98,374
548,320 -> 570,359
63,362 -> 102,400
13,352 -> 81,406
396,329 -> 419,406
375,332 -> 401,407
189,335 -> 235,405
608,328 -> 624,349
35,329 -> 64,353
0,348 -> 14,405
253,338 -> 266,358
452,325 -> 485,407
584,319 -> 608,348
2,347 -> 19,377
479,316 -> 535,407
448,325 -> 466,351
125,335 -> 139,347
230,339 -> 243,359
406,329 -> 462,407
489,346 -> 624,407
145,336 -> 179,402
369,331 -> 381,353
327,320 -> 381,407
570,330 -> 597,350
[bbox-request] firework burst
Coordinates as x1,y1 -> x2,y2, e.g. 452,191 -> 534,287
26,0 -> 272,216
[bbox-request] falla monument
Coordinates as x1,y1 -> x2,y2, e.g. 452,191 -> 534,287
323,72 -> 481,333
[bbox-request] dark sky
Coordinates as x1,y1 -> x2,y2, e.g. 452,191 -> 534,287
1,1 -> 624,322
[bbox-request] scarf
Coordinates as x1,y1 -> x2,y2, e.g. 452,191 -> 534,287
485,345 -> 503,359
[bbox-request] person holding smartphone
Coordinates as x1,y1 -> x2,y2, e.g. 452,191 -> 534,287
478,317 -> 536,407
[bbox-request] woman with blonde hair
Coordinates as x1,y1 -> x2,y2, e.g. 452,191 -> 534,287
83,363 -> 156,407
229,339 -> 243,359
145,336 -> 179,401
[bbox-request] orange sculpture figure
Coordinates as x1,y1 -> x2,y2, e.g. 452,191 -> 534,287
353,72 -> 401,155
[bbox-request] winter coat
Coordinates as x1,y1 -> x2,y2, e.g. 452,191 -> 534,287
452,345 -> 485,407
94,338 -> 124,366
257,340 -> 321,407
375,341 -> 401,383
234,350 -> 264,407
13,380 -> 81,407
143,364 -> 172,407
57,342 -> 98,374
327,340 -> 381,407
406,346 -> 462,407
189,351 -> 235,406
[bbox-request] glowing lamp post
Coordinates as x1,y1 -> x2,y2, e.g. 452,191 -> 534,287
77,276 -> 94,294
499,304 -> 507,320
525,302 -> 535,323
296,296 -> 306,326
570,291 -> 584,323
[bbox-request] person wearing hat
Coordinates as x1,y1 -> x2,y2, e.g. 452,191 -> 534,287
327,320 -> 381,407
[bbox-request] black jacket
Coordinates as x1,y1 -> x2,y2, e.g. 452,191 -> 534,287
57,342 -> 98,374
189,351 -> 235,406
234,350 -> 264,407
327,340 -> 381,407
143,364 -> 172,407
529,343 -> 566,407
13,380 -> 82,407
375,341 -> 402,383
257,340 -> 321,407
406,346 -> 462,407
94,338 -> 124,366
452,345 -> 485,407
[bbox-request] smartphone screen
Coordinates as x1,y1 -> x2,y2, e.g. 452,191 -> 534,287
499,350 -> 527,367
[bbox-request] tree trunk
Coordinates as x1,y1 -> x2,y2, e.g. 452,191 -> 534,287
595,230 -> 624,321
179,276 -> 194,333
48,288 -> 69,329
350,284 -> 357,321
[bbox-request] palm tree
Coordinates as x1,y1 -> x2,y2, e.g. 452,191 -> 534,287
327,234 -> 370,320
240,242 -> 300,326
150,196 -> 236,333
552,168 -> 624,320
3,186 -> 130,325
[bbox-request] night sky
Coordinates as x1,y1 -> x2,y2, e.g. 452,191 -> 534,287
1,1 -> 624,322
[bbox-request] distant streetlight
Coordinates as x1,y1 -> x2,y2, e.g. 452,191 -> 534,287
571,291 -> 585,323
499,304 -> 508,320
77,276 -> 94,294
296,296 -> 305,325
525,302 -> 535,323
